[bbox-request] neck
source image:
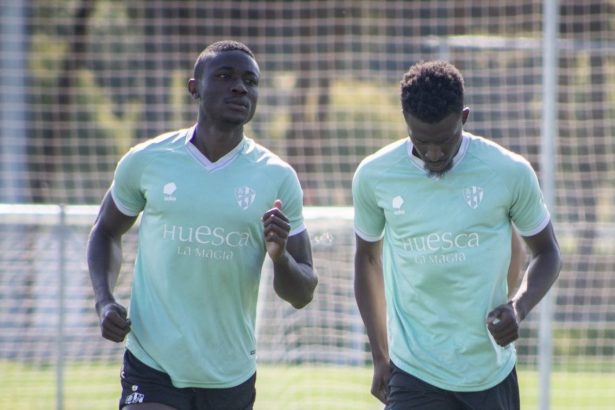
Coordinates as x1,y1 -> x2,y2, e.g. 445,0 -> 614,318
191,122 -> 243,162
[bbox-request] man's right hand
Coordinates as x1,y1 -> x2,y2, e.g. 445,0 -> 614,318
371,358 -> 391,404
97,301 -> 131,342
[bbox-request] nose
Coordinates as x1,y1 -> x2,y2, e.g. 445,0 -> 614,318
231,79 -> 248,94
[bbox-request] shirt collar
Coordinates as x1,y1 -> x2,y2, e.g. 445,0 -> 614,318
406,132 -> 470,175
185,124 -> 247,171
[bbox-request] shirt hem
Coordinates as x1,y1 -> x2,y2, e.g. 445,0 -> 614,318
353,226 -> 384,242
110,188 -> 140,217
126,345 -> 256,389
515,214 -> 550,237
390,352 -> 517,392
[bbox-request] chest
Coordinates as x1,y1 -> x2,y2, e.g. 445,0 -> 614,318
140,154 -> 277,230
377,169 -> 512,235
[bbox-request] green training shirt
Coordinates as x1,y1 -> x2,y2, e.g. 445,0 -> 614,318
111,125 -> 305,388
352,132 -> 549,391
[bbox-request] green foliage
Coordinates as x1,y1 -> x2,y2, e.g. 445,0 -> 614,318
329,78 -> 406,167
75,69 -> 143,156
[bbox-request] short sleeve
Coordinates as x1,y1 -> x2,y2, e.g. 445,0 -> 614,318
509,159 -> 550,236
277,166 -> 305,236
352,162 -> 385,241
110,148 -> 146,217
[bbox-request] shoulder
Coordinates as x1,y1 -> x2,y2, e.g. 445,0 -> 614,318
242,137 -> 298,176
117,128 -> 189,169
355,138 -> 408,178
465,132 -> 533,174
125,128 -> 189,158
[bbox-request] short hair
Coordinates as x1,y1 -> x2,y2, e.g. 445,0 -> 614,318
193,40 -> 255,80
400,60 -> 465,123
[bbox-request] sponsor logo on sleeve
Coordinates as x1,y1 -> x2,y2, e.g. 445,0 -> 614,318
163,182 -> 177,201
392,195 -> 405,215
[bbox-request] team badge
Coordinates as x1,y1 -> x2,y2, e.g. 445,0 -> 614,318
235,186 -> 256,210
463,186 -> 484,209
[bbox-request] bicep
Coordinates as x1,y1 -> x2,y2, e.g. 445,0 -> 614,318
355,235 -> 382,269
507,229 -> 526,297
93,191 -> 138,239
509,229 -> 527,273
521,221 -> 559,257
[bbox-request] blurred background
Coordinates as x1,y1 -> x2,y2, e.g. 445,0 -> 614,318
0,1 -> 614,409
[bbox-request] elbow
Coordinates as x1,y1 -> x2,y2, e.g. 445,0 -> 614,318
551,239 -> 563,273
544,244 -> 563,287
289,274 -> 319,310
554,248 -> 563,281
291,297 -> 312,310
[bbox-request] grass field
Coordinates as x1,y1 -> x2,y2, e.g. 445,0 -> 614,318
1,361 -> 614,410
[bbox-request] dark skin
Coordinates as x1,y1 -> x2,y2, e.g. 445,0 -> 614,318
354,108 -> 562,404
508,229 -> 527,299
404,108 -> 469,177
88,49 -> 317,367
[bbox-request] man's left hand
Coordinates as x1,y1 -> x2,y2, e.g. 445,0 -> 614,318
262,199 -> 290,262
486,301 -> 520,347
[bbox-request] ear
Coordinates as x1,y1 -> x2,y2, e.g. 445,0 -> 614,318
187,78 -> 199,99
461,107 -> 470,124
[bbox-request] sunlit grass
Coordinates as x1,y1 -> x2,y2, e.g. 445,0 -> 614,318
1,361 -> 613,410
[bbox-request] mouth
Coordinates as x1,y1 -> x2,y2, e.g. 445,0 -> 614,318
424,160 -> 447,169
423,159 -> 452,174
225,99 -> 249,111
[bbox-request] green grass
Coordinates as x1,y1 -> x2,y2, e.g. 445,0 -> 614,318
1,361 -> 614,410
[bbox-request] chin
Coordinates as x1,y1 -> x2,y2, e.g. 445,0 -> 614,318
221,115 -> 249,127
225,111 -> 254,126
425,164 -> 453,178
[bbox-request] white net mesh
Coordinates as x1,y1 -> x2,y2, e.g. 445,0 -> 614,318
1,1 -> 615,409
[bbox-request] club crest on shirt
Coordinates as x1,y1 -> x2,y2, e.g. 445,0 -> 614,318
235,186 -> 256,210
463,186 -> 484,209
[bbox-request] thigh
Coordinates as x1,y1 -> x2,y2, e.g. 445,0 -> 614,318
385,362 -> 462,410
457,367 -> 520,410
119,349 -> 192,410
195,373 -> 256,410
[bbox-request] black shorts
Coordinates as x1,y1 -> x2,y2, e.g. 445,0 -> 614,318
119,350 -> 256,410
386,361 -> 520,410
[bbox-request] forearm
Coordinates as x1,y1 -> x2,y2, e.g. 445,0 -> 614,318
272,250 -> 317,309
355,256 -> 388,363
87,226 -> 123,312
511,246 -> 561,321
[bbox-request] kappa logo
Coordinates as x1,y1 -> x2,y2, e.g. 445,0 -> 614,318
463,186 -> 484,209
392,195 -> 405,215
235,186 -> 256,210
163,182 -> 177,201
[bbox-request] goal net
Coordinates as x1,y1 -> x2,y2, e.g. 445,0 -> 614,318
1,203 -> 613,409
1,1 -> 615,409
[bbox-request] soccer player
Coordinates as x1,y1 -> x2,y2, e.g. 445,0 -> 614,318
352,61 -> 561,409
87,40 -> 318,410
